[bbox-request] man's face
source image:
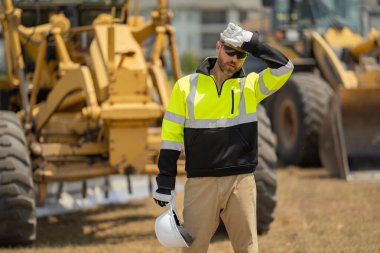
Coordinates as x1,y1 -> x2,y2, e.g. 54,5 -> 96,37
216,41 -> 247,76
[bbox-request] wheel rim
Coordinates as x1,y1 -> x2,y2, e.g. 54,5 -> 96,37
278,99 -> 298,149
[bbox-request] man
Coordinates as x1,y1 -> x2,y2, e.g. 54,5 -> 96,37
153,23 -> 293,253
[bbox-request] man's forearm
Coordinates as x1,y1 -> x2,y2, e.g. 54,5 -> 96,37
156,149 -> 180,190
241,31 -> 290,69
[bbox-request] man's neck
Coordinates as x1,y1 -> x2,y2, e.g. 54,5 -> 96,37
210,63 -> 230,91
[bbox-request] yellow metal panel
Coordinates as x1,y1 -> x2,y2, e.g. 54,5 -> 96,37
149,64 -> 172,109
101,102 -> 162,120
110,68 -> 147,101
355,69 -> 380,88
324,27 -> 362,48
312,32 -> 358,89
41,143 -> 107,157
147,127 -> 162,151
93,24 -> 146,71
35,162 -> 116,182
109,126 -> 148,173
91,24 -> 150,104
90,39 -> 109,102
35,68 -> 88,131
320,88 -> 380,180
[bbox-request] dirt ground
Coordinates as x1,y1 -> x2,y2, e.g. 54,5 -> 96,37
2,167 -> 380,253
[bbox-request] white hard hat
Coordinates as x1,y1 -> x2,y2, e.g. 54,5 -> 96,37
154,199 -> 193,248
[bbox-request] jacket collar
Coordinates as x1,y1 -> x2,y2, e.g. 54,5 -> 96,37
195,57 -> 246,78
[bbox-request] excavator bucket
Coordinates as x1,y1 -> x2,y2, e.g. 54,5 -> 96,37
320,87 -> 380,180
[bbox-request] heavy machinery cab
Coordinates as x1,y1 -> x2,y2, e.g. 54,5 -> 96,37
265,0 -> 362,61
271,0 -> 361,32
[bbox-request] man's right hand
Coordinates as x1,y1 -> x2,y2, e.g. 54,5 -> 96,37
220,22 -> 253,49
153,188 -> 173,207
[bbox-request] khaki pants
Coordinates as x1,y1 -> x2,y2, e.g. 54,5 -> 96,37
182,174 -> 258,253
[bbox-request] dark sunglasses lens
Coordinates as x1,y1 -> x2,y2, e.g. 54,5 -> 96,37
223,45 -> 247,59
236,51 -> 247,59
224,51 -> 235,57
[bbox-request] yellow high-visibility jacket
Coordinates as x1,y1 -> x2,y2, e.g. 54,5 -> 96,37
157,39 -> 294,190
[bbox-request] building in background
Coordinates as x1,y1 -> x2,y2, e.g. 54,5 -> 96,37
139,0 -> 263,59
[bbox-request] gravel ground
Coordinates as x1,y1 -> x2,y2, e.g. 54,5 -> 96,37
2,167 -> 380,253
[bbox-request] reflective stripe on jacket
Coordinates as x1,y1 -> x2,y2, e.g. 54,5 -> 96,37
157,47 -> 293,190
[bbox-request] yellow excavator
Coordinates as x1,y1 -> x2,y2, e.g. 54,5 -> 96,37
255,0 -> 380,180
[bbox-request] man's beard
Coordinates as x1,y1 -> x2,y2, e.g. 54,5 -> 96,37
217,57 -> 239,76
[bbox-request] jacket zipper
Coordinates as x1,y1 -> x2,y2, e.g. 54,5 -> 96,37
210,76 -> 228,97
215,81 -> 226,97
231,90 -> 234,114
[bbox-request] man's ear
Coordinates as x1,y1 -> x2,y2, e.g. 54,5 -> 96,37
216,41 -> 222,54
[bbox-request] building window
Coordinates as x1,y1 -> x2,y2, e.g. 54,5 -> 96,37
202,33 -> 220,49
240,11 -> 248,23
201,10 -> 226,24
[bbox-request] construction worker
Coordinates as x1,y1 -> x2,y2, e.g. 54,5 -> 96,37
153,22 -> 293,253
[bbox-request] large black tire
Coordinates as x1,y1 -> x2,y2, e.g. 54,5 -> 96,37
266,73 -> 332,166
255,104 -> 277,234
0,89 -> 8,110
0,111 -> 36,246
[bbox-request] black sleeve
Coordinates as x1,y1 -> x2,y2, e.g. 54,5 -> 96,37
241,31 -> 290,69
156,149 -> 181,190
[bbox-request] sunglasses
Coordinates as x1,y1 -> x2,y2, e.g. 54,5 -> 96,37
221,44 -> 248,60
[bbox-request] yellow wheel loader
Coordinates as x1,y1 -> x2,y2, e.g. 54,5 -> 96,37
0,0 -> 279,244
255,0 -> 380,180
